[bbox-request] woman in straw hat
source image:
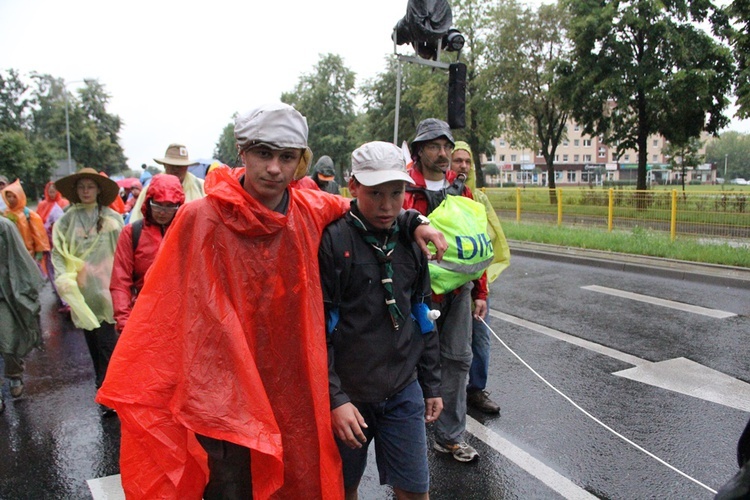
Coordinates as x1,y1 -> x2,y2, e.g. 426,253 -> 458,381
52,168 -> 123,409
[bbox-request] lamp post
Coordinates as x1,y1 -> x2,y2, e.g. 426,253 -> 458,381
63,79 -> 88,175
724,153 -> 728,184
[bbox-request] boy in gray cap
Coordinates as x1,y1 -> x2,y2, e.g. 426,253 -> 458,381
98,105 -> 447,499
320,141 -> 442,499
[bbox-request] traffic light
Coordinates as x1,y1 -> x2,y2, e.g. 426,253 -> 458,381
448,62 -> 466,129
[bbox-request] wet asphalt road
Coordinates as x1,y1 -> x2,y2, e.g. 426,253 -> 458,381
1,253 -> 748,499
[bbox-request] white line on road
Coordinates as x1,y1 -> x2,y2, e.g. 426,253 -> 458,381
467,416 -> 597,499
489,309 -> 750,412
489,309 -> 647,366
581,285 -> 737,318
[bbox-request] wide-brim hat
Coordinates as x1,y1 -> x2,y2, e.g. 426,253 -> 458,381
55,167 -> 120,205
154,143 -> 199,167
351,141 -> 415,187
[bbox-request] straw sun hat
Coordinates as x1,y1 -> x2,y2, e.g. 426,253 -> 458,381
55,168 -> 120,205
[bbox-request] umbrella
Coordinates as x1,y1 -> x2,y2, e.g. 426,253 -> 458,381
116,178 -> 141,189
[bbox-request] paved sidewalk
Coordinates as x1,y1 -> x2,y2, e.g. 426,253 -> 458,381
509,241 -> 750,289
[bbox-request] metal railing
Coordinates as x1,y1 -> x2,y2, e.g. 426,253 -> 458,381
485,187 -> 750,241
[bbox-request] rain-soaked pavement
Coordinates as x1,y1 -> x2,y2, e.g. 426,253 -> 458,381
2,254 -> 749,499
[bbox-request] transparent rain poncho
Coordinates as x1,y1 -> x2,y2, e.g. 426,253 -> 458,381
52,203 -> 123,330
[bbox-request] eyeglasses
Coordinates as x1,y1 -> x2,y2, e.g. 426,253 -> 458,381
149,200 -> 180,212
423,142 -> 454,154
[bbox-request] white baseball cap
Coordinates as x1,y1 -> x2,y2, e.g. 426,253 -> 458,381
351,141 -> 416,186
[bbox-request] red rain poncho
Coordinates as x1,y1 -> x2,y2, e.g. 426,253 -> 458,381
97,166 -> 349,499
36,181 -> 70,223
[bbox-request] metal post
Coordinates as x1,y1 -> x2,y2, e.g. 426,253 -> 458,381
64,88 -> 72,174
394,58 -> 402,145
724,154 -> 728,183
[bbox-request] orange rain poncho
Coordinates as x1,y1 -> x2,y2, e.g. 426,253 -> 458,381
1,180 -> 50,257
97,167 -> 349,499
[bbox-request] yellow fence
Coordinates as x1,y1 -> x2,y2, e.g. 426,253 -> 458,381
485,187 -> 750,242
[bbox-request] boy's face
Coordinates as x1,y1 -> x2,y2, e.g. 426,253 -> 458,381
4,191 -> 18,209
349,179 -> 406,230
241,145 -> 301,210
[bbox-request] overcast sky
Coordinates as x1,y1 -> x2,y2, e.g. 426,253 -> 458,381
1,0 -> 747,172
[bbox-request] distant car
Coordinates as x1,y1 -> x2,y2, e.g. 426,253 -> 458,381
730,178 -> 749,185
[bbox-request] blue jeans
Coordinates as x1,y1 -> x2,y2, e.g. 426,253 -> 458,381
337,380 -> 429,494
467,297 -> 491,394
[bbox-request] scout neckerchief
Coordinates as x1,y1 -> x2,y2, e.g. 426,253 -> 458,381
347,201 -> 405,330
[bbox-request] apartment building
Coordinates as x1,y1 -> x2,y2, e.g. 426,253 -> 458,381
484,121 -> 716,186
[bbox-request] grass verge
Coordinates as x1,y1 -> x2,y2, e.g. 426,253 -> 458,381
503,222 -> 750,268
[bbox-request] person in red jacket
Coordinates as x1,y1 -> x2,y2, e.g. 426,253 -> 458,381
403,118 -> 488,463
110,174 -> 185,333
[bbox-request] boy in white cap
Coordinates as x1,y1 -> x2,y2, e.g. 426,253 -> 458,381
320,141 -> 443,500
98,105 -> 447,499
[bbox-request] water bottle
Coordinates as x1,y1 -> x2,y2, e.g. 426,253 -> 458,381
412,302 -> 441,334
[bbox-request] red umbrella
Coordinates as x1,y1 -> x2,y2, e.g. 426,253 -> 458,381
116,178 -> 142,189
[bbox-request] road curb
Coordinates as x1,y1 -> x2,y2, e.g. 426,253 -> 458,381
508,241 -> 750,289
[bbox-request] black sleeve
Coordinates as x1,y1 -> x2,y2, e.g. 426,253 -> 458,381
319,223 -> 350,410
414,247 -> 441,399
397,208 -> 424,237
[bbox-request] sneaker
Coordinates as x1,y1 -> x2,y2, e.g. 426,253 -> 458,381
9,378 -> 23,398
99,405 -> 117,418
467,390 -> 501,414
433,440 -> 479,462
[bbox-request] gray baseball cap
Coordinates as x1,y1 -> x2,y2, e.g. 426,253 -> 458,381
234,103 -> 308,151
351,141 -> 415,186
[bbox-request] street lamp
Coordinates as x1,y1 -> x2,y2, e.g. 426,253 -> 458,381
63,79 -> 89,175
724,153 -> 728,184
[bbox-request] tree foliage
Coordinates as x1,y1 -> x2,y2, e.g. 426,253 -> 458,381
281,53 -> 357,182
559,0 -> 734,191
214,118 -> 241,167
729,0 -> 750,118
486,0 -> 571,196
705,131 -> 750,180
0,70 -> 127,197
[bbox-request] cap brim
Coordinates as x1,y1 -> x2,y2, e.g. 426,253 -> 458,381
318,174 -> 335,181
354,170 -> 415,187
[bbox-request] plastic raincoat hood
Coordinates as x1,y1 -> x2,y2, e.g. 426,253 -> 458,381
98,167 -> 348,499
140,174 -> 185,224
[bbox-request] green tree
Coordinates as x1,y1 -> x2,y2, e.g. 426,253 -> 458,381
214,118 -> 240,167
281,53 -> 357,182
29,74 -> 127,175
0,69 -> 32,132
663,137 -> 704,191
559,0 -> 734,191
486,0 -> 571,198
452,0 -> 500,187
729,0 -> 750,118
360,57 -> 445,148
705,131 -> 750,181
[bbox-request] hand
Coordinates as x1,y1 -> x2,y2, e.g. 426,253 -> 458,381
414,225 -> 447,262
331,403 -> 368,449
424,397 -> 443,423
473,299 -> 487,320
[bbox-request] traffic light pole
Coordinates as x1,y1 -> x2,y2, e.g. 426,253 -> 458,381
393,53 -> 450,145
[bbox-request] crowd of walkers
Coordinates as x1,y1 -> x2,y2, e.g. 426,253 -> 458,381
0,103 -> 518,499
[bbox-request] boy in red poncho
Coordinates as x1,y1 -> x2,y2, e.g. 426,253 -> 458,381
97,103 -> 447,499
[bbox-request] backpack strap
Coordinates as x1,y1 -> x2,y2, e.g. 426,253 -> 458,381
131,219 -> 144,253
405,175 -> 467,215
325,220 -> 354,334
23,206 -> 31,223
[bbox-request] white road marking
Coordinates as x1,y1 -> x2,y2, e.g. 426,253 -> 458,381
489,309 -> 750,412
614,357 -> 750,412
467,416 -> 597,499
581,285 -> 737,318
87,474 -> 124,499
489,309 -> 646,366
